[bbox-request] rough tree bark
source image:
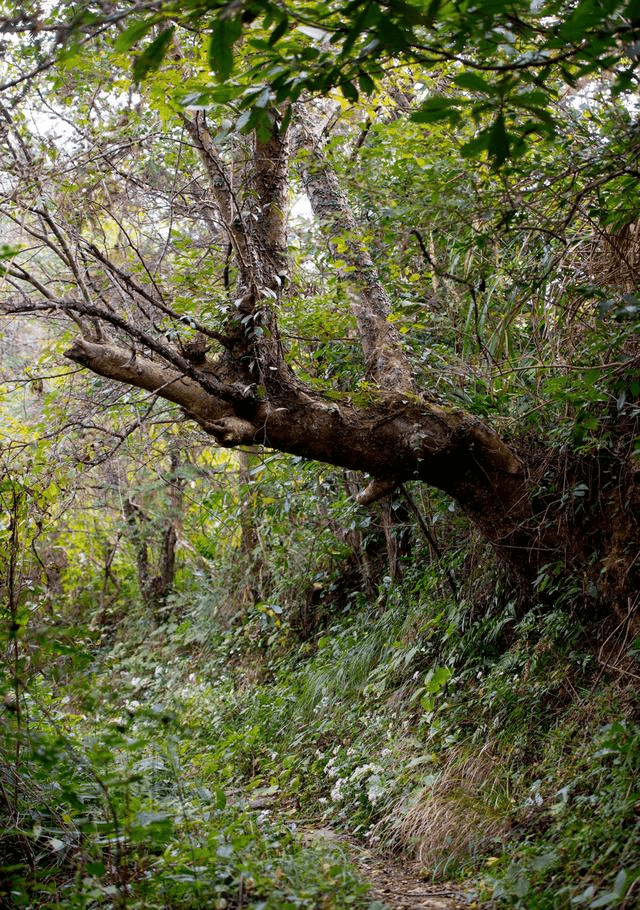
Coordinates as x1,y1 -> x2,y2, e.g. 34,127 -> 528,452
62,110 -> 539,582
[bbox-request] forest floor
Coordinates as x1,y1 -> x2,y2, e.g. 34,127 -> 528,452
354,853 -> 471,910
301,827 -> 472,909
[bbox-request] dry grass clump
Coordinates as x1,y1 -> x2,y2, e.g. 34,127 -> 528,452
377,742 -> 512,876
587,220 -> 640,293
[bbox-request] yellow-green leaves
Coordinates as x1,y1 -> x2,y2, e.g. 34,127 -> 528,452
113,19 -> 175,82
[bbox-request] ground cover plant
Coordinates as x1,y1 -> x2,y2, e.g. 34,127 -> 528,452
1,449 -> 639,907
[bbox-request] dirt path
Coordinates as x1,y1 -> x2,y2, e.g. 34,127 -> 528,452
301,827 -> 471,910
355,850 -> 471,910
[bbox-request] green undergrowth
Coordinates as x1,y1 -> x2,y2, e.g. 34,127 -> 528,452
2,553 -> 639,909
0,664 -> 379,909
194,569 -> 640,910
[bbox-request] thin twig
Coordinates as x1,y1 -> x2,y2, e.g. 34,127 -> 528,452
399,484 -> 458,598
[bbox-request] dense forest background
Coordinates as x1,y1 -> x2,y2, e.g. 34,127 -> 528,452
1,1 -> 640,908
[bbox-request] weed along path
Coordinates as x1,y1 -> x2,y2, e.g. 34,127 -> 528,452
300,827 -> 471,910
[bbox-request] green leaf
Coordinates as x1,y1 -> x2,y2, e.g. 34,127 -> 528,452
132,27 -> 174,82
114,18 -> 156,53
529,851 -> 560,871
375,16 -> 411,52
0,243 -> 22,260
559,0 -> 605,41
487,113 -> 510,167
86,861 -> 106,877
269,15 -> 289,46
254,88 -> 272,108
514,105 -> 556,132
612,870 -> 629,898
425,666 -> 452,694
453,72 -> 495,93
134,810 -> 173,827
341,80 -> 359,102
209,15 -> 243,80
460,129 -> 491,158
411,96 -> 461,123
132,811 -> 174,844
340,3 -> 381,58
625,0 -> 640,19
235,109 -> 253,131
254,107 -> 277,142
280,103 -> 293,134
512,89 -> 552,107
358,71 -> 376,95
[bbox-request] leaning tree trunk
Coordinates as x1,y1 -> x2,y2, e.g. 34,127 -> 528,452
64,109 -> 540,582
3,100 -> 635,616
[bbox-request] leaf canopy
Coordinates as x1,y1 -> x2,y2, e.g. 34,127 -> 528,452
13,0 -> 637,163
